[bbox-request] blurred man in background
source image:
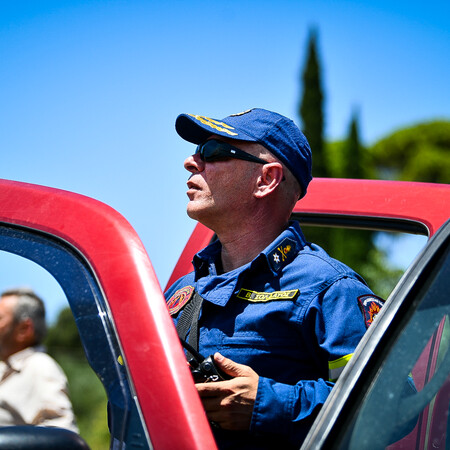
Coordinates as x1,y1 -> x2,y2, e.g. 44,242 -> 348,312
0,288 -> 78,432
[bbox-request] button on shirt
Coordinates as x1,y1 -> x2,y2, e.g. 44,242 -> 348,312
0,346 -> 78,432
165,222 -> 376,449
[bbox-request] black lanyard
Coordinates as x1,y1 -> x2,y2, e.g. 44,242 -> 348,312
176,291 -> 204,355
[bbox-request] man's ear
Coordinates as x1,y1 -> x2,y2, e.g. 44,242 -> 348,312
254,163 -> 284,199
14,318 -> 35,346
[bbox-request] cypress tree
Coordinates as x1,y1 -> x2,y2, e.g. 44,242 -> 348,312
298,28 -> 333,252
342,111 -> 366,179
299,29 -> 327,177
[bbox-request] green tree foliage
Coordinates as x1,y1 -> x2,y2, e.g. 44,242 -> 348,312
296,27 -> 450,301
45,307 -> 110,450
298,28 -> 335,256
341,111 -> 368,179
324,140 -> 346,177
369,121 -> 450,183
301,108 -> 379,282
46,307 -> 82,351
299,28 -> 328,177
297,30 -> 406,297
331,112 -> 376,276
359,247 -> 404,300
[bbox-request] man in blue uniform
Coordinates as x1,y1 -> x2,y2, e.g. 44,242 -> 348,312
165,108 -> 384,449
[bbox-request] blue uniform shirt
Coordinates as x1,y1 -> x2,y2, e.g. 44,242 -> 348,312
165,222 -> 382,449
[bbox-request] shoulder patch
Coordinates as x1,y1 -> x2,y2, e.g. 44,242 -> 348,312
236,288 -> 299,303
358,295 -> 385,328
167,286 -> 194,316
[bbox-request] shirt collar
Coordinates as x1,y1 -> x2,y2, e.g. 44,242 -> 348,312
5,346 -> 43,372
193,238 -> 223,280
192,222 -> 306,305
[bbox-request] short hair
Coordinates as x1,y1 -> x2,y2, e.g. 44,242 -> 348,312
0,288 -> 47,345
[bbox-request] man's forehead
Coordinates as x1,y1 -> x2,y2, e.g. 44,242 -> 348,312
0,295 -> 18,309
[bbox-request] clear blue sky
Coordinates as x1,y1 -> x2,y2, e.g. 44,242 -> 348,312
1,0 -> 449,322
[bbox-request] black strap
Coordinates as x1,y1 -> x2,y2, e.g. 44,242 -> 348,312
176,291 -> 204,353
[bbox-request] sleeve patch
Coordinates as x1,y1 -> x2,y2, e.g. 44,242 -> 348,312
167,285 -> 194,316
358,295 -> 385,328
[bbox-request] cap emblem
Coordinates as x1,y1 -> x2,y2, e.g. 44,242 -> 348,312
188,114 -> 238,136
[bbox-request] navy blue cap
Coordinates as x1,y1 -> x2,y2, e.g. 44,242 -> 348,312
175,108 -> 312,198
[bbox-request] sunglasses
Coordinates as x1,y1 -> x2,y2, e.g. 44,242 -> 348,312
195,139 -> 268,164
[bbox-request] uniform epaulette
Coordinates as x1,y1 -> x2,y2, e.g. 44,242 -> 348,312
266,237 -> 299,273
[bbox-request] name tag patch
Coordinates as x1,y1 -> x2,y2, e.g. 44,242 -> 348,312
237,288 -> 299,303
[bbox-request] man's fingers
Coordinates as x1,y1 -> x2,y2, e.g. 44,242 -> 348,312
196,381 -> 228,396
213,352 -> 254,378
194,354 -> 259,431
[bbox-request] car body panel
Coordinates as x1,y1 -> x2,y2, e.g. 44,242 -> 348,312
293,178 -> 448,235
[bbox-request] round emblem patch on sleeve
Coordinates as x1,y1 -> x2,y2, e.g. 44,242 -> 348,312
167,286 -> 194,316
358,295 -> 385,328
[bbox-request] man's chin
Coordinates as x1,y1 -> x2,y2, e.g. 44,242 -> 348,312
186,203 -> 213,224
186,205 -> 203,221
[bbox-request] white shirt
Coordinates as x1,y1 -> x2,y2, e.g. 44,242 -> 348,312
0,346 -> 78,432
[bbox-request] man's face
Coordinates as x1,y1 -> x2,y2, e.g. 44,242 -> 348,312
183,138 -> 265,229
0,295 -> 19,360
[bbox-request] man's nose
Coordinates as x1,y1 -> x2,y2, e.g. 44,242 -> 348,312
184,153 -> 205,173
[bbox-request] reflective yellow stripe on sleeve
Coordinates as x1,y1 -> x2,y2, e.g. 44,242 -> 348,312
328,354 -> 353,382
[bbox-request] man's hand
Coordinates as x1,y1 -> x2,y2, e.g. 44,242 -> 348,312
195,353 -> 259,430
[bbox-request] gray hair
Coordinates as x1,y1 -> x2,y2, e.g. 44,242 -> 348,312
0,288 -> 47,345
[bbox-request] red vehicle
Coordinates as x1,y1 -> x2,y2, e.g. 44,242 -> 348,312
0,178 -> 449,449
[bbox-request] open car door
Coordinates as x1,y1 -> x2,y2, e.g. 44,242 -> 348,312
0,179 -> 216,449
302,219 -> 450,449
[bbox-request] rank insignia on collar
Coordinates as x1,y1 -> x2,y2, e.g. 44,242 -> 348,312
167,286 -> 194,316
358,295 -> 385,328
268,237 -> 297,272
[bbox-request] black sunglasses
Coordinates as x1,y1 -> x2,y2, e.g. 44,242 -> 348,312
195,139 -> 268,164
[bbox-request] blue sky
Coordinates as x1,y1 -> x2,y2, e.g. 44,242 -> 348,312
1,0 -> 449,322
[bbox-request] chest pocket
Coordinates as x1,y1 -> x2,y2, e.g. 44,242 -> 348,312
201,293 -> 301,351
